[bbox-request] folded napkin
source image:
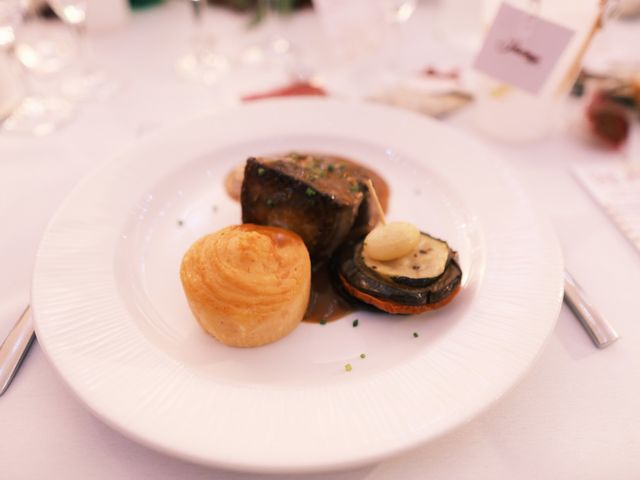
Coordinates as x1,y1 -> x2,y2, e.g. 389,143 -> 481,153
574,161 -> 640,254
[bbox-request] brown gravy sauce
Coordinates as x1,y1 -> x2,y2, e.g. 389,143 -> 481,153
224,153 -> 389,324
304,262 -> 353,323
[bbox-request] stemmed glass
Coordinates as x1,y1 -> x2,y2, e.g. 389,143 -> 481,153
312,0 -> 418,97
0,0 -> 19,49
377,0 -> 417,74
433,0 -> 484,52
232,0 -> 302,95
47,0 -> 111,100
0,1 -> 21,118
1,0 -> 74,136
241,0 -> 293,65
176,0 -> 230,85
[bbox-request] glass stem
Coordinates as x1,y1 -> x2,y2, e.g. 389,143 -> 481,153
191,0 -> 203,19
190,0 -> 207,52
73,22 -> 90,72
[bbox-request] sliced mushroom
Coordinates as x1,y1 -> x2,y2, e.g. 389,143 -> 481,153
364,233 -> 451,288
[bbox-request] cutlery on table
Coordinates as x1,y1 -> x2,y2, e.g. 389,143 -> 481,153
0,306 -> 35,396
564,271 -> 619,348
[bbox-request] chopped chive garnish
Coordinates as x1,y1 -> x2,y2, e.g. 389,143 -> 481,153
305,187 -> 316,197
348,184 -> 361,193
309,174 -> 318,181
327,164 -> 334,173
257,167 -> 265,176
360,353 -> 366,359
344,363 -> 352,372
319,318 -> 327,325
266,198 -> 275,208
413,332 -> 419,338
352,319 -> 359,327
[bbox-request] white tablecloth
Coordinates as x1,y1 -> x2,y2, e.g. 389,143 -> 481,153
1,3 -> 639,479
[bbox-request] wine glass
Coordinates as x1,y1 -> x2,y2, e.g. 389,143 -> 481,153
176,0 -> 230,85
377,0 -> 417,75
0,1 -> 19,49
0,1 -> 22,119
1,0 -> 74,136
313,0 -> 417,97
239,0 -> 295,66
47,0 -> 111,100
433,0 -> 484,52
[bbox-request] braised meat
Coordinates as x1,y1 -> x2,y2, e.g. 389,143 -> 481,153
241,154 -> 376,260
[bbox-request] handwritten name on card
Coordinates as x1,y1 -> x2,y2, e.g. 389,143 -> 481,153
473,3 -> 574,94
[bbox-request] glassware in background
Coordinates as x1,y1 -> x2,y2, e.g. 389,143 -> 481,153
313,0 -> 386,62
313,0 -> 417,98
376,0 -> 418,77
176,0 -> 230,85
380,0 -> 417,25
433,0 -> 484,52
228,0 -> 307,97
0,2 -> 22,120
14,17 -> 76,76
240,0 -> 293,66
47,0 -> 113,99
1,0 -> 74,136
0,1 -> 19,49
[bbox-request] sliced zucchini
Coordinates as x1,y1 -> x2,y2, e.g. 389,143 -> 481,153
363,233 -> 451,287
332,238 -> 462,314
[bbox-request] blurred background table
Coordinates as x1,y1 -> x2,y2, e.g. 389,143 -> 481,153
1,1 -> 639,478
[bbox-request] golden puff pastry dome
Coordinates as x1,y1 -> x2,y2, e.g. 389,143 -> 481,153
180,224 -> 311,347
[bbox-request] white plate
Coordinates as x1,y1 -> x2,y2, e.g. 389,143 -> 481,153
32,99 -> 563,474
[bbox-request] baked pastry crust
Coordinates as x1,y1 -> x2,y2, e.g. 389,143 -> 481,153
180,224 -> 311,347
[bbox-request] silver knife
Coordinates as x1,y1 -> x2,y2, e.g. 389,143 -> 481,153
564,271 -> 619,348
0,306 -> 35,396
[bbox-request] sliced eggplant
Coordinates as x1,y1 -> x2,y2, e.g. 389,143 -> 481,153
333,237 -> 462,315
363,233 -> 451,287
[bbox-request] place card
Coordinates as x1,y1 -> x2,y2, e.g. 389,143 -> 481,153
473,3 -> 575,94
574,162 -> 640,254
